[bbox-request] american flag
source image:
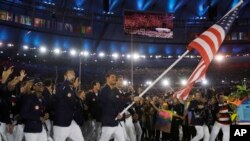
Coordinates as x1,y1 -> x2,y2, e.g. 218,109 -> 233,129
174,6 -> 241,100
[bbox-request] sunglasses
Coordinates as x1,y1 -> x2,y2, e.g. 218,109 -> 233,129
34,82 -> 43,86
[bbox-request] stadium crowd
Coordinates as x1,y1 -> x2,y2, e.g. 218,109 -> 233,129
0,66 -> 241,141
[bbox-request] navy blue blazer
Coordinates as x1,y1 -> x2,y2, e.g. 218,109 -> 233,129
53,81 -> 77,127
21,93 -> 45,133
98,85 -> 126,127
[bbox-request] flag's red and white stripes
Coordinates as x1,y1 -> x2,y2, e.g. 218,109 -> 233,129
175,60 -> 207,100
188,24 -> 225,65
175,25 -> 226,100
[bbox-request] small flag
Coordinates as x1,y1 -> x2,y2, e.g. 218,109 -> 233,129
155,110 -> 173,133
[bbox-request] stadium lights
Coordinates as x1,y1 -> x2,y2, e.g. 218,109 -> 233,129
162,79 -> 170,86
73,7 -> 84,11
202,79 -> 208,86
23,45 -> 29,50
126,54 -> 131,59
132,53 -> 140,60
0,41 -> 3,47
70,49 -> 77,56
141,55 -> 146,59
43,1 -> 55,5
123,80 -> 128,86
155,55 -> 162,59
53,48 -> 61,55
215,54 -> 224,62
98,52 -> 105,58
181,79 -> 187,86
145,80 -> 152,86
112,53 -> 119,59
81,51 -> 89,57
7,43 -> 14,47
39,46 -> 47,54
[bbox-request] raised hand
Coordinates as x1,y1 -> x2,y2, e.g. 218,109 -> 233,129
19,70 -> 27,81
73,77 -> 80,89
1,66 -> 14,83
115,113 -> 123,120
3,66 -> 14,75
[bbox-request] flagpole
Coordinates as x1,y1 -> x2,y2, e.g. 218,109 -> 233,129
117,0 -> 244,118
117,50 -> 190,118
218,0 -> 243,22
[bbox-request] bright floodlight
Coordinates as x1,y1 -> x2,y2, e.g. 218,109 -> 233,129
70,49 -> 77,56
0,41 -> 3,46
98,52 -> 105,58
126,54 -> 131,59
140,55 -> 146,59
112,53 -> 119,59
123,80 -> 128,86
155,55 -> 162,59
132,53 -> 140,60
162,79 -> 170,86
146,80 -> 152,85
81,51 -> 89,57
7,43 -> 14,47
181,79 -> 187,86
54,48 -> 61,55
215,54 -> 224,62
23,45 -> 29,50
202,79 -> 208,85
39,46 -> 47,53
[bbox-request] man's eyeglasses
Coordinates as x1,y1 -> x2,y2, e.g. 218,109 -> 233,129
34,82 -> 43,86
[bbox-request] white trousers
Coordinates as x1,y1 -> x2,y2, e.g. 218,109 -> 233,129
45,120 -> 52,138
53,120 -> 84,141
14,124 -> 24,141
191,125 -> 210,141
99,125 -> 125,141
115,121 -> 129,141
125,117 -> 136,141
24,127 -> 47,141
0,122 -> 8,141
209,121 -> 230,141
82,120 -> 102,141
134,121 -> 142,141
0,122 -> 15,141
179,125 -> 183,141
